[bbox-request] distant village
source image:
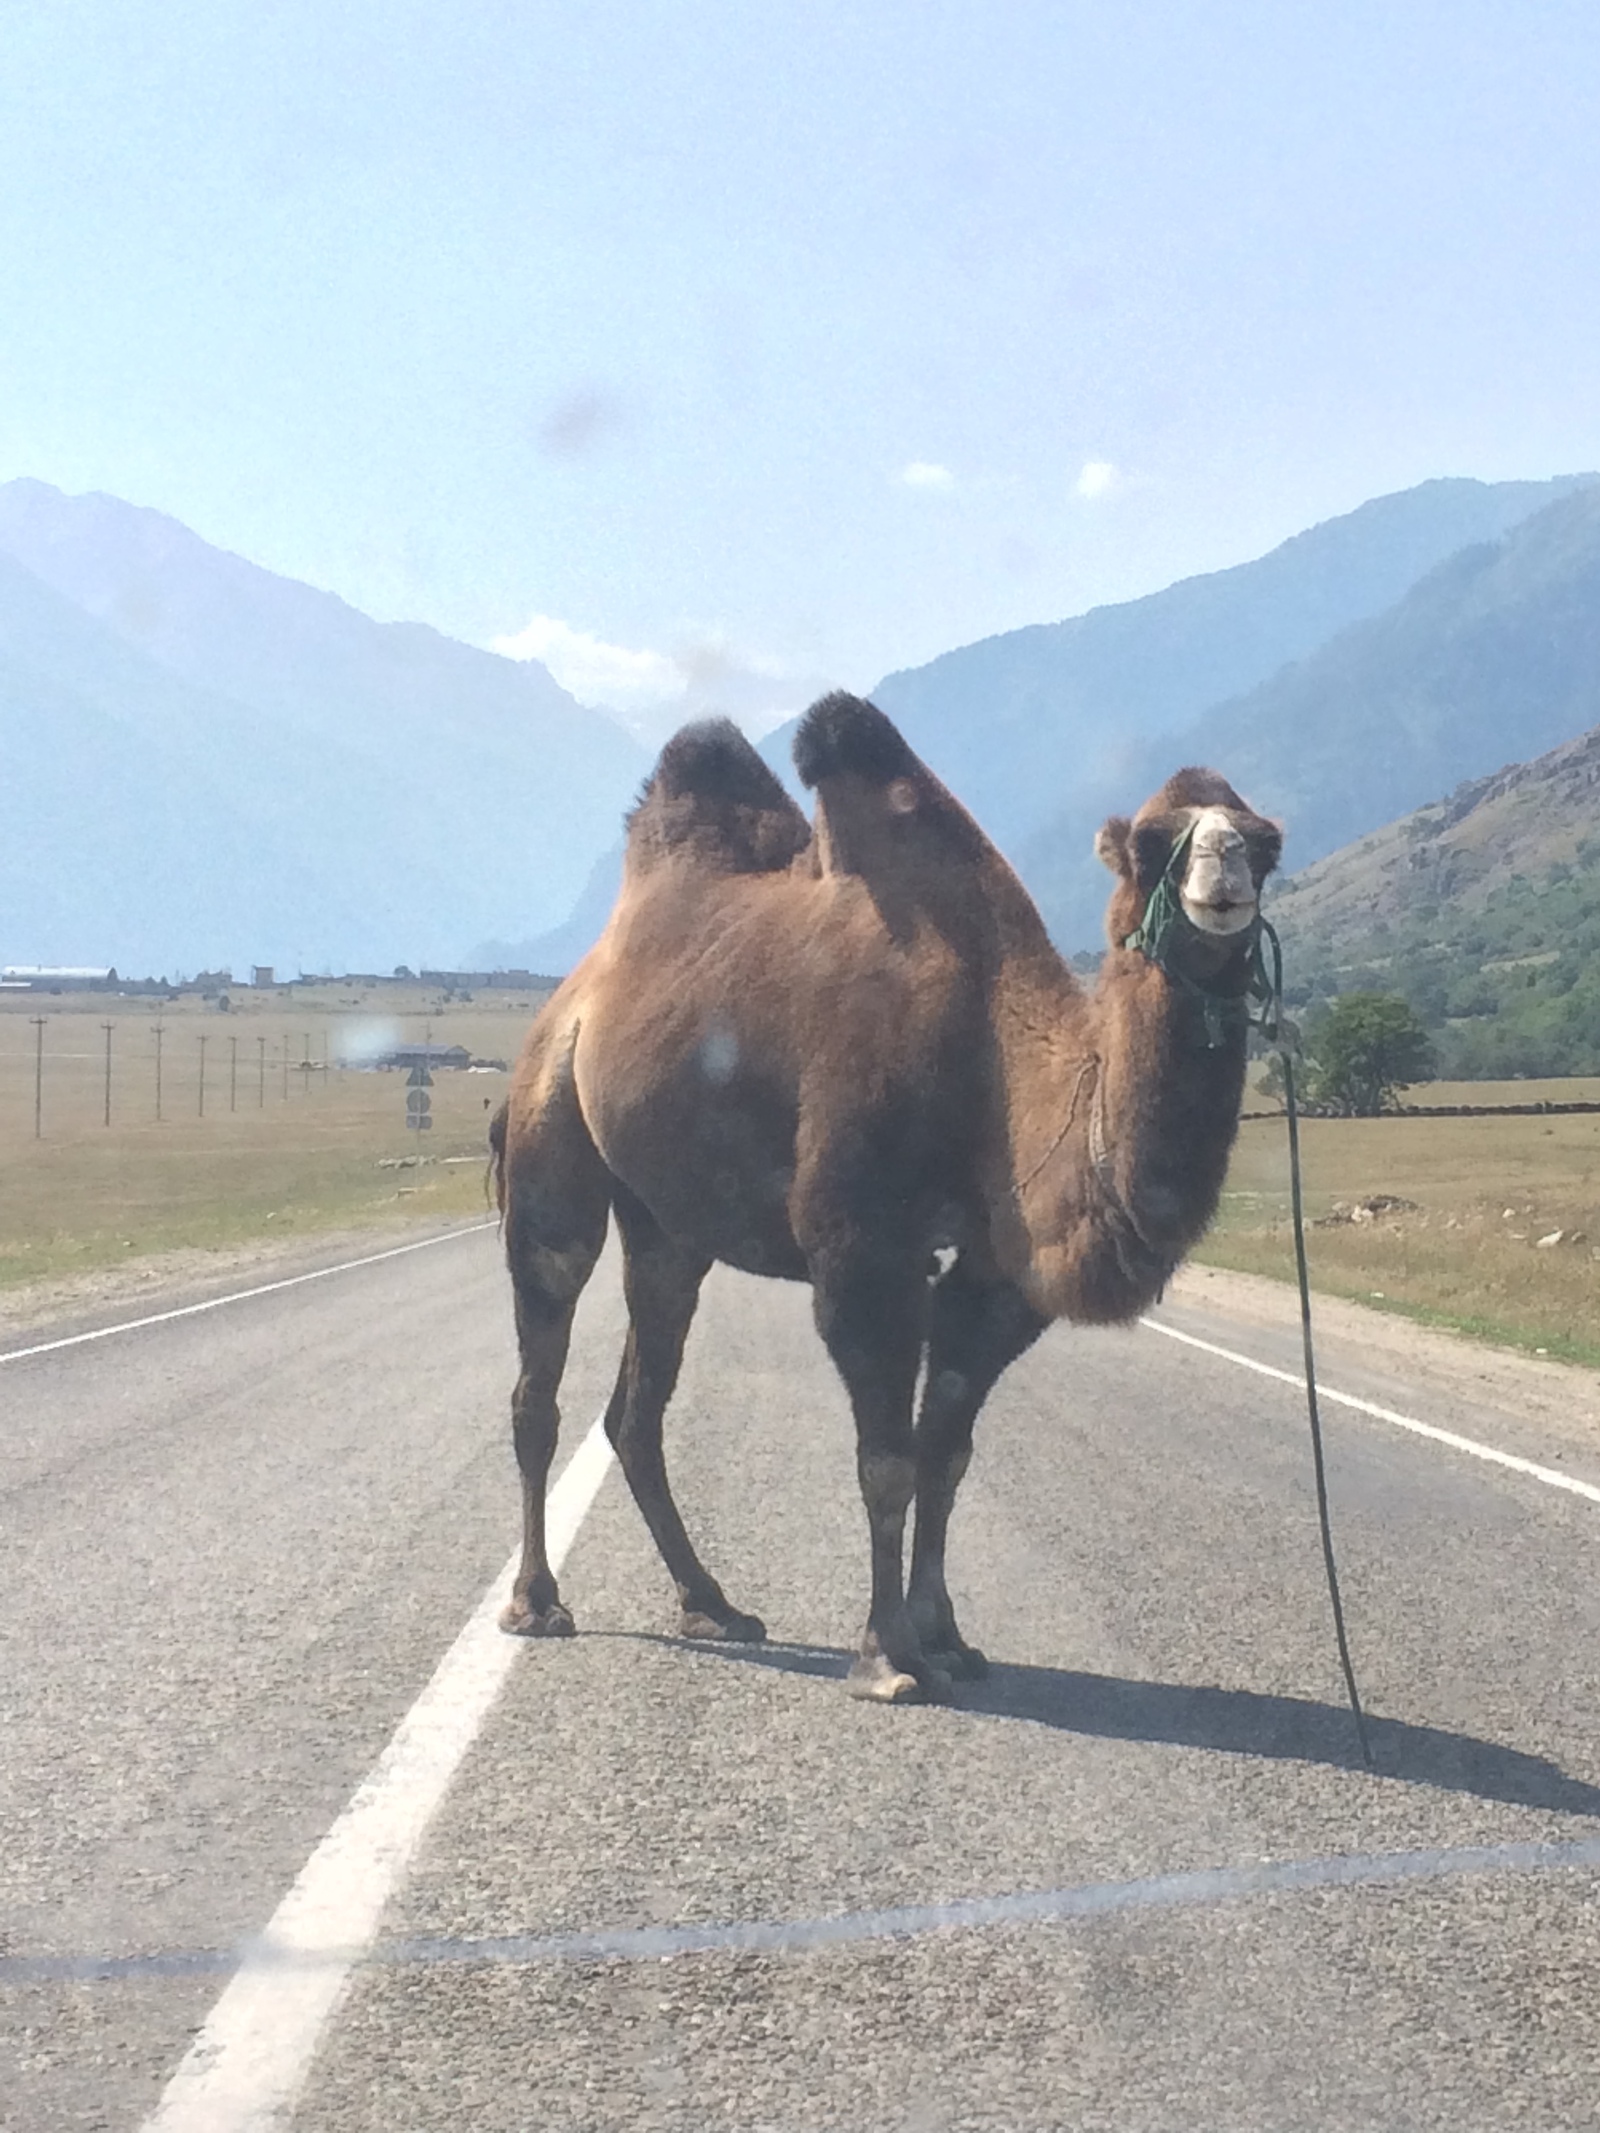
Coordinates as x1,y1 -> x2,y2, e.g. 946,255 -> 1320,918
1,964 -> 559,997
0,964 -> 559,1075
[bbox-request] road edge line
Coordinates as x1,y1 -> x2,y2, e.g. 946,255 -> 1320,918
0,1222 -> 498,1366
137,1412 -> 616,2133
1140,1315 -> 1600,1507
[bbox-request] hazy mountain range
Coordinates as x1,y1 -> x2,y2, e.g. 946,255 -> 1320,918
1021,478 -> 1600,945
809,476 -> 1592,834
5,468 -> 1599,976
0,480 -> 644,974
485,472 -> 1599,973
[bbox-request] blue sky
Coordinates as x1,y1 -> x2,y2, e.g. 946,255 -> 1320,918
3,0 -> 1598,730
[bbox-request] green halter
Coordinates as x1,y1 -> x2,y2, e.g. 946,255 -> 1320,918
1121,820 -> 1284,1048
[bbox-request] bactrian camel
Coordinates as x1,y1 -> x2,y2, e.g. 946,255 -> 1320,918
491,692 -> 1282,1701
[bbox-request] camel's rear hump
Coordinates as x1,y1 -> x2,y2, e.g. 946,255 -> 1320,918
624,719 -> 810,875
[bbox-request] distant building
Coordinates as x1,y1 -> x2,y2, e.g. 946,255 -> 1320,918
1,966 -> 117,991
252,966 -> 275,987
375,1043 -> 473,1071
419,969 -> 558,990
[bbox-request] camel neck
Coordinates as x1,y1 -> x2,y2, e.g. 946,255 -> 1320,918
995,945 -> 1249,1322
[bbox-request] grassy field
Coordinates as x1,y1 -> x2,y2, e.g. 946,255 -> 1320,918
7,996 -> 1599,1367
0,980 -> 551,1288
1206,1077 -> 1600,1364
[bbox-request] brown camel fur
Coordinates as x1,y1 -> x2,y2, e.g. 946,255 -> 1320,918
491,693 -> 1281,1701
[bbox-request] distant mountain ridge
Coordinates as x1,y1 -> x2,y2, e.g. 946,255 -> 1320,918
0,480 -> 646,972
1020,478 -> 1600,944
10,470 -> 1600,977
764,475 -> 1593,858
1267,720 -> 1600,1077
1272,722 -> 1600,950
507,472 -> 1600,974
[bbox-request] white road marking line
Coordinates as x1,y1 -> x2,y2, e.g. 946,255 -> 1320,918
0,1222 -> 497,1366
138,1412 -> 616,2133
19,1832 -> 1600,1985
1141,1316 -> 1600,1507
382,1833 -> 1600,1966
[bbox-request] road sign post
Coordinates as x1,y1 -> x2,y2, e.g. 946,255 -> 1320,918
405,1063 -> 433,1131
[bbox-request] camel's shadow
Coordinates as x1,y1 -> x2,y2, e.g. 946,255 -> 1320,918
644,1635 -> 1600,1821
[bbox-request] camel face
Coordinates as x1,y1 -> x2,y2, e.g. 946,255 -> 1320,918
1177,805 -> 1260,936
1096,771 -> 1280,953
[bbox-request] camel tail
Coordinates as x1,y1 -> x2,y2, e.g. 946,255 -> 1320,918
792,692 -> 919,789
487,1099 -> 509,1225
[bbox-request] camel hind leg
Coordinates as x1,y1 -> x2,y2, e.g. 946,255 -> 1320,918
498,1045 -> 611,1638
606,1184 -> 766,1643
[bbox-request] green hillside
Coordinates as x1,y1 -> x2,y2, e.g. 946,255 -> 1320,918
1268,724 -> 1600,1075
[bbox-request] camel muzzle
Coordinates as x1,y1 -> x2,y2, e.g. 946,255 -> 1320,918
1177,809 -> 1258,936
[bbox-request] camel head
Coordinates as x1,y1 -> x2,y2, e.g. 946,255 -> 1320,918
1095,768 -> 1282,967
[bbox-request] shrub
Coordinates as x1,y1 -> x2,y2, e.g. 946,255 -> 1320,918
1303,993 -> 1437,1115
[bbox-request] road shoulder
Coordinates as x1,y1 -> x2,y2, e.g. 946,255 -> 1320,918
0,1214 -> 497,1347
1170,1261 -> 1600,1444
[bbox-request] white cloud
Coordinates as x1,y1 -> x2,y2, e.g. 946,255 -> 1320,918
491,615 -> 681,716
1075,459 -> 1120,500
492,613 -> 828,744
900,460 -> 956,490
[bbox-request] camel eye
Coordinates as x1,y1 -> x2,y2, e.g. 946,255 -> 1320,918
1130,824 -> 1172,892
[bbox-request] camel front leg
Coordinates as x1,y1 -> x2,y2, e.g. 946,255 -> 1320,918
908,1261 -> 1045,1678
810,1243 -> 942,1703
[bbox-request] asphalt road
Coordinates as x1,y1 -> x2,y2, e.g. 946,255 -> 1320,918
3,1222 -> 1599,2131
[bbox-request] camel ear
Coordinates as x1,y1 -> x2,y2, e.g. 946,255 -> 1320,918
1095,816 -> 1131,876
1249,819 -> 1284,881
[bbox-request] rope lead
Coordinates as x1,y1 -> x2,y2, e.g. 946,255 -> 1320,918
1249,919 -> 1375,1769
1283,1048 -> 1376,1772
1128,844 -> 1375,1769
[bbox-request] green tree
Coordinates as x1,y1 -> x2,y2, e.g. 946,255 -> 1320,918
1304,992 -> 1437,1115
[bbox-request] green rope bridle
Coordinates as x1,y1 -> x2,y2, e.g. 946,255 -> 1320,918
1124,823 -> 1375,1770
1121,820 -> 1286,1048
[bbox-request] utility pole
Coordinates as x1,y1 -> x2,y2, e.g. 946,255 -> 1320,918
257,1034 -> 266,1107
30,1017 -> 45,1139
229,1034 -> 238,1112
198,1033 -> 208,1117
153,1020 -> 165,1122
281,1037 -> 289,1101
302,1030 -> 311,1097
102,1021 -> 113,1127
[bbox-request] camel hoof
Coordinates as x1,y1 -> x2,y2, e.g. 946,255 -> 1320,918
846,1653 -> 951,1705
499,1598 -> 576,1638
935,1641 -> 989,1681
679,1608 -> 767,1643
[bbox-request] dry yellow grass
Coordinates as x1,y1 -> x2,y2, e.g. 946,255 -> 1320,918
1206,1078 -> 1600,1363
9,993 -> 1600,1364
0,981 -> 551,1288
